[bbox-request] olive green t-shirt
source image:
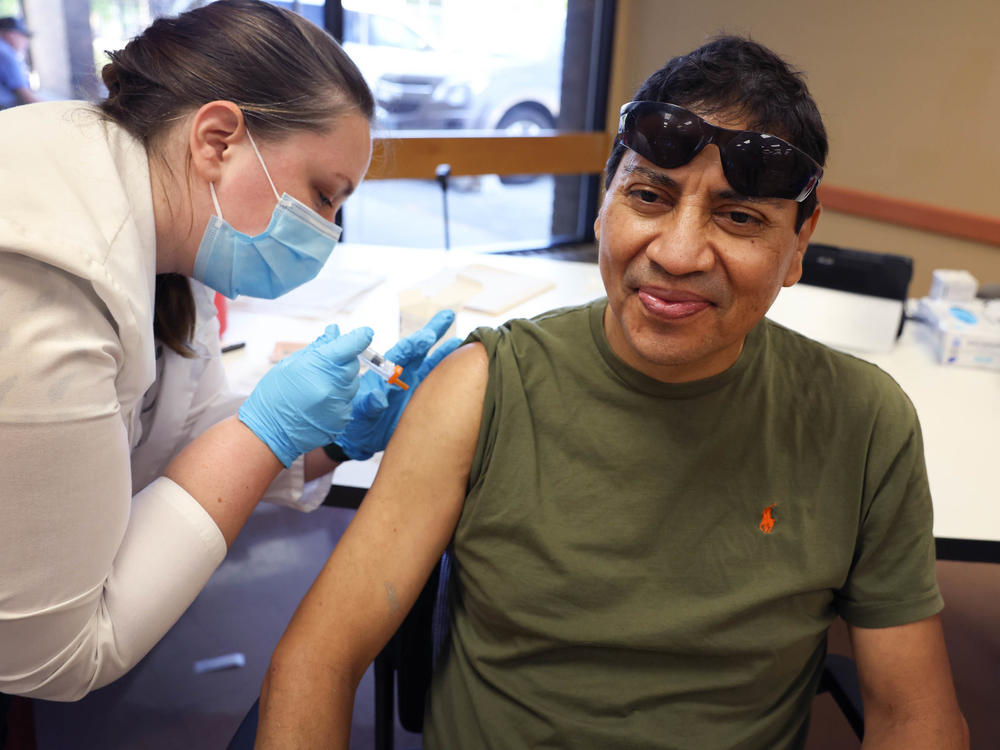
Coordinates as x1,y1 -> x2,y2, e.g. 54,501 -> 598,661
423,299 -> 942,750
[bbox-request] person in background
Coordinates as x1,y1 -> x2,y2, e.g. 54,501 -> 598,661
0,17 -> 39,109
0,0 -> 457,721
256,36 -> 968,749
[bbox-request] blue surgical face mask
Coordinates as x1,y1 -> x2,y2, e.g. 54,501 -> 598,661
192,131 -> 342,299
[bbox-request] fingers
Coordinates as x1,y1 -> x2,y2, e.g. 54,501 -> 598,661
352,382 -> 389,419
322,326 -> 374,364
386,330 -> 435,365
424,309 -> 456,339
386,309 -> 456,365
315,324 -> 341,346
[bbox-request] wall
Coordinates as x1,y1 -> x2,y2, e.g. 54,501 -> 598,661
608,0 -> 1000,295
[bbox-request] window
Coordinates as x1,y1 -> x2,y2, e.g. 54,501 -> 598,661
333,0 -> 616,253
0,0 -> 22,17
18,0 -> 197,102
364,12 -> 429,50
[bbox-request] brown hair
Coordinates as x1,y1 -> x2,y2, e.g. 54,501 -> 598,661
99,0 -> 374,355
605,36 -> 826,232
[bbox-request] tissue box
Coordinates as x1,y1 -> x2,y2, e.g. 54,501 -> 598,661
916,297 -> 1000,369
929,269 -> 978,302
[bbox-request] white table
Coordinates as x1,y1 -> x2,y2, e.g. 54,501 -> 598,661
849,325 -> 1000,560
222,244 -> 1000,561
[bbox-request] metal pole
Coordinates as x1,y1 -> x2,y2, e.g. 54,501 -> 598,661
435,163 -> 451,251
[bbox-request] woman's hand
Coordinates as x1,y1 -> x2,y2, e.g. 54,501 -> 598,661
239,325 -> 373,467
333,310 -> 461,461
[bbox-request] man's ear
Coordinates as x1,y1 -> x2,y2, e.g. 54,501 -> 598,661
782,204 -> 822,288
188,101 -> 246,185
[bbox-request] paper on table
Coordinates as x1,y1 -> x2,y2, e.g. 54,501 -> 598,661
459,264 -> 555,314
766,283 -> 905,354
398,264 -> 555,338
398,268 -> 479,339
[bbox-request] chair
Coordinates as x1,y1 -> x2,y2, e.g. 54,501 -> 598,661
0,691 -> 10,750
816,652 -> 865,740
227,699 -> 257,750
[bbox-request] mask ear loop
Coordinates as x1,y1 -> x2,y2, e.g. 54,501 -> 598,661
208,182 -> 225,221
245,129 -> 282,202
207,129 -> 282,222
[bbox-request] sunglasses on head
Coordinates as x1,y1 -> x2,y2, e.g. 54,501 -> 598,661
617,101 -> 823,202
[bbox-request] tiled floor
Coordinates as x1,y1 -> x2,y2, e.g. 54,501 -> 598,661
19,500 -> 1000,749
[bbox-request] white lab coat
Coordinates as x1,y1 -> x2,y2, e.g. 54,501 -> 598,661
0,101 -> 325,701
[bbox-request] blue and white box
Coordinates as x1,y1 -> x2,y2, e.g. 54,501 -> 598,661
916,297 -> 1000,370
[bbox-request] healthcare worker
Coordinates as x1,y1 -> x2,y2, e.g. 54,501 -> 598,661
0,0 -> 457,709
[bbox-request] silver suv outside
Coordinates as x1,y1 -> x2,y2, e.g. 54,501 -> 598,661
343,9 -> 561,134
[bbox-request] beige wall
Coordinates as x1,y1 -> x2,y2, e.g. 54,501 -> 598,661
608,0 -> 1000,296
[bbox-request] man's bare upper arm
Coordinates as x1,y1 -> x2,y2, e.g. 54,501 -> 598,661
277,342 -> 489,678
360,339 -> 488,583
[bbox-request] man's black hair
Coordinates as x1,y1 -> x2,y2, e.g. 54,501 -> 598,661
605,35 -> 828,230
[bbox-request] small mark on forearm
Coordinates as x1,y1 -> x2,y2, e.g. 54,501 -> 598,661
385,582 -> 400,614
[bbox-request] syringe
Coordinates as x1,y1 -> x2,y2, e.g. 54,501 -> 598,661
358,347 -> 409,390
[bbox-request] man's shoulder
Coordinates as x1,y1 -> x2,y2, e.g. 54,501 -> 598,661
762,318 -> 916,414
763,317 -> 891,376
466,299 -> 600,351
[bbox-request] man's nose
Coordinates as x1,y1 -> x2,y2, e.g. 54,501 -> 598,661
644,202 -> 716,276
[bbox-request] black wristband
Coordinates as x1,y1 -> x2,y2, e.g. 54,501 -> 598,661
322,442 -> 350,463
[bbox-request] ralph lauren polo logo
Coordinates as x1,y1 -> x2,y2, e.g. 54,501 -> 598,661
759,503 -> 778,534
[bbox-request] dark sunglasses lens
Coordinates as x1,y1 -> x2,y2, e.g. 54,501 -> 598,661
724,134 -> 816,200
623,105 -> 705,169
620,103 -> 820,200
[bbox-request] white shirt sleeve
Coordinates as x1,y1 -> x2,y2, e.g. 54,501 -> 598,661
0,255 -> 226,700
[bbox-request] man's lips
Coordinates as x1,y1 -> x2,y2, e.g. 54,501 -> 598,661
636,287 -> 713,319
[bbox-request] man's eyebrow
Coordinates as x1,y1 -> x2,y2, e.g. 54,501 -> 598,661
621,164 -> 680,191
623,164 -> 787,206
715,188 -> 784,206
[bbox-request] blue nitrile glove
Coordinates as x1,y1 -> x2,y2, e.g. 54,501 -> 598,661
239,325 -> 374,467
333,310 -> 462,461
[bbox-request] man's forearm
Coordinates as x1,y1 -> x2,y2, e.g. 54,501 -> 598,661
861,710 -> 969,750
256,655 -> 356,749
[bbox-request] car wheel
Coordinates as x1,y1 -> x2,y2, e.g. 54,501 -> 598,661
497,105 -> 555,185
